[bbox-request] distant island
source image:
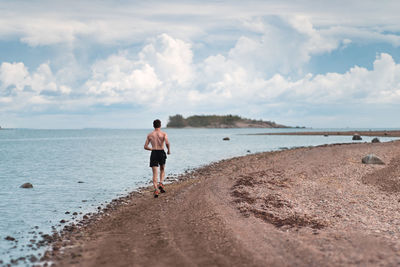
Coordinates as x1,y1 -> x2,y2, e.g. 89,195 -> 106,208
166,114 -> 290,128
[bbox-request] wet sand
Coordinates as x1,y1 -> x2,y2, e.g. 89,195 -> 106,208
42,140 -> 400,266
248,130 -> 400,137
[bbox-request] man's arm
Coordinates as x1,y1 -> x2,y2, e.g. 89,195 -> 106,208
144,135 -> 152,151
165,133 -> 171,154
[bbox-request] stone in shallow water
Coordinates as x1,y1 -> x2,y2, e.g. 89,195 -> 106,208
352,134 -> 362,140
5,236 -> 16,241
20,182 -> 33,188
371,137 -> 380,143
222,137 -> 230,141
362,154 -> 384,165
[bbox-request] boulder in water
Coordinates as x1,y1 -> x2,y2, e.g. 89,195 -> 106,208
371,137 -> 380,143
352,134 -> 362,140
223,137 -> 230,141
5,236 -> 16,241
20,182 -> 33,188
362,154 -> 384,165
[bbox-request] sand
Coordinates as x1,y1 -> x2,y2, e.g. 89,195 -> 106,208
41,140 -> 400,267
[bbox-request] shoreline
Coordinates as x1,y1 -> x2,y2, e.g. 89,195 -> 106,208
35,139 -> 400,266
248,129 -> 400,137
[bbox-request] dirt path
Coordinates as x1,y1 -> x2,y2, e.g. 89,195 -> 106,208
47,141 -> 400,266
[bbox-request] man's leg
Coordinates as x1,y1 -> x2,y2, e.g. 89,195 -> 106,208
152,166 -> 159,190
160,164 -> 165,185
158,164 -> 166,193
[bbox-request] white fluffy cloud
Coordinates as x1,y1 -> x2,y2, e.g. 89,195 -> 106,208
0,62 -> 71,95
226,16 -> 340,77
276,53 -> 400,104
139,34 -> 194,86
85,34 -> 194,106
195,52 -> 400,106
0,62 -> 29,91
0,61 -> 71,111
83,33 -> 400,110
2,32 -> 400,117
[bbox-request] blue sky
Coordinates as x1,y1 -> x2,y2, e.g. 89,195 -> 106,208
1,0 -> 400,128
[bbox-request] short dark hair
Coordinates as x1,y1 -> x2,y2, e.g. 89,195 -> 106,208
153,119 -> 161,128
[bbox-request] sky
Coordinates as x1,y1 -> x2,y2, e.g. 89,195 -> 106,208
0,0 -> 400,129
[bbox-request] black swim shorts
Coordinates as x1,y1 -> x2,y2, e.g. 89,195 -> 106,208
150,150 -> 167,167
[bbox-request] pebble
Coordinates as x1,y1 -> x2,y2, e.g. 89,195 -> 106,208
29,255 -> 38,262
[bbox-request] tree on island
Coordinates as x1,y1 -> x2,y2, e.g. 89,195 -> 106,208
186,114 -> 241,127
166,114 -> 289,128
167,114 -> 186,127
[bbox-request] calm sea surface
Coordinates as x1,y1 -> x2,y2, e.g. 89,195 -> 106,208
0,128 -> 398,264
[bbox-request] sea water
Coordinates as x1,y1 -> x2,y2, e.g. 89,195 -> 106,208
0,128 -> 398,264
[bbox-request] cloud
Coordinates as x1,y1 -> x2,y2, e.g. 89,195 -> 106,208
0,62 -> 29,91
1,0 -> 400,49
139,34 -> 194,86
2,30 -> 399,118
0,61 -> 71,95
84,32 -> 400,111
85,34 -> 194,106
0,61 -> 71,112
227,16 -> 340,77
196,52 -> 400,106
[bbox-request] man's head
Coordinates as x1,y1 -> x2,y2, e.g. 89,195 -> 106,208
153,119 -> 161,129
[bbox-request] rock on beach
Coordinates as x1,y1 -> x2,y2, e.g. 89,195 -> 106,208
372,137 -> 380,143
362,154 -> 385,165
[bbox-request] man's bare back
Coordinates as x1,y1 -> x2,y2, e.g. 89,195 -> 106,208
144,130 -> 169,151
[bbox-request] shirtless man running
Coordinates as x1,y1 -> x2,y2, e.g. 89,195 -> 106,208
144,119 -> 171,198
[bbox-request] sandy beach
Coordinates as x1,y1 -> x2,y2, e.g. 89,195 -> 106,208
41,139 -> 400,267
